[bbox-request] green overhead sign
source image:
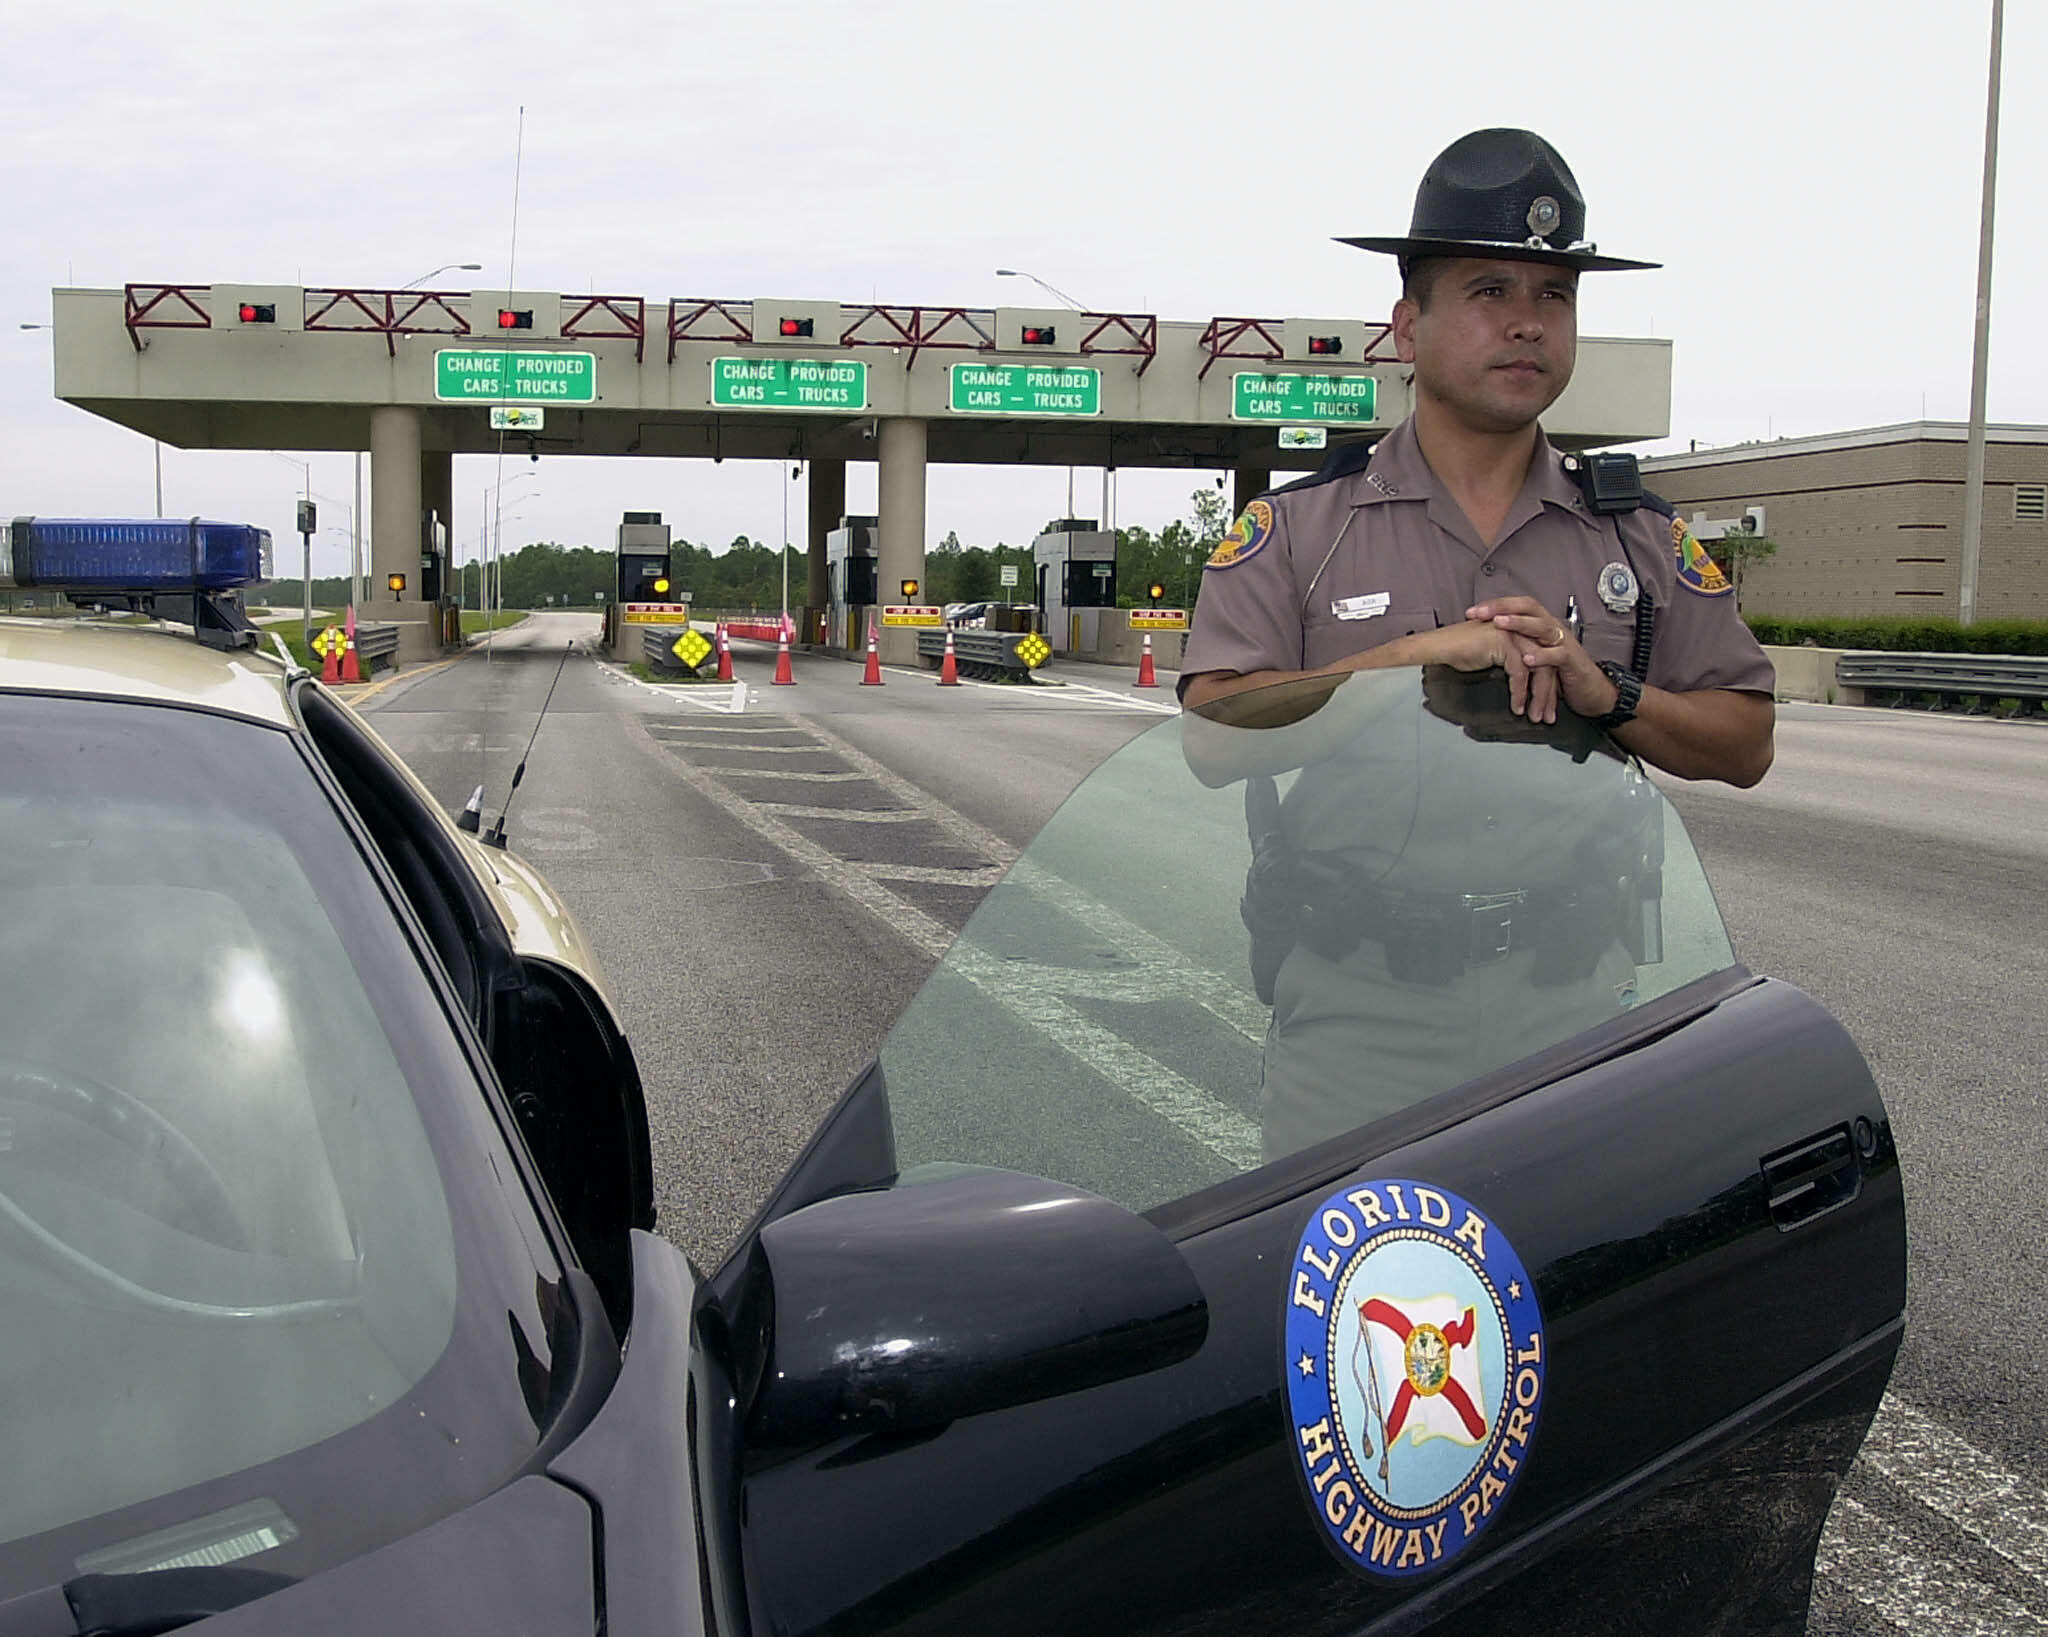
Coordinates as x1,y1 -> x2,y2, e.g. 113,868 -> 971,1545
949,363 -> 1101,417
1232,371 -> 1376,424
711,357 -> 868,411
435,349 -> 597,403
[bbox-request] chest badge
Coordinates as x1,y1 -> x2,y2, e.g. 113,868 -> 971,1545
1596,561 -> 1640,614
1332,592 -> 1392,621
1283,1178 -> 1546,1579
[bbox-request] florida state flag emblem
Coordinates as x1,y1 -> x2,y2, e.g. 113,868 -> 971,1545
1282,1179 -> 1546,1578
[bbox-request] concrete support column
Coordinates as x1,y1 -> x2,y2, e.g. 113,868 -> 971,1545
876,420 -> 927,666
807,457 -> 843,644
368,407 -> 432,660
1232,464 -> 1271,517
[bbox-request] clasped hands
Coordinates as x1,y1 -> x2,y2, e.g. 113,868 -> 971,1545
1407,598 -> 1621,725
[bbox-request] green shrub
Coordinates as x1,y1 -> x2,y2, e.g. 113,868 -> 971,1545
1743,615 -> 2048,656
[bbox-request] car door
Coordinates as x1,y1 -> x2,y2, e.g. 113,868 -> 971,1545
690,667 -> 1906,1637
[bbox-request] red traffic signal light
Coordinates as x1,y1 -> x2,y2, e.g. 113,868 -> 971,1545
498,309 -> 533,330
778,317 -> 813,338
238,302 -> 275,323
1307,334 -> 1343,356
1020,325 -> 1057,346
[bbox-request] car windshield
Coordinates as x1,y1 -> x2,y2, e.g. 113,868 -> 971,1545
880,665 -> 1738,1217
0,692 -> 573,1594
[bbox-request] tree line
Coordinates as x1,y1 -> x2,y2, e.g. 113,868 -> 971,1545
254,486 -> 1239,614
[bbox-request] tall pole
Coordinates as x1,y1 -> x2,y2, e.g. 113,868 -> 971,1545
1959,0 -> 2003,627
352,452 -> 364,609
153,441 -> 163,518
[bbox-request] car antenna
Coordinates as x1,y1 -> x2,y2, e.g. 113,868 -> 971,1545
482,640 -> 571,849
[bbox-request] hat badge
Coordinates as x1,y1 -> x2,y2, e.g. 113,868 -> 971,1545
1525,195 -> 1561,243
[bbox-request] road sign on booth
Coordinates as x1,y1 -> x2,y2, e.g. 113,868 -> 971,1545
881,605 -> 944,627
948,364 -> 1101,417
435,349 -> 597,403
711,357 -> 868,411
490,405 -> 546,430
620,603 -> 693,625
1232,372 -> 1376,424
1129,608 -> 1189,631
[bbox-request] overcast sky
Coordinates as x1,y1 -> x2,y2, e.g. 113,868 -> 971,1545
1,0 -> 2035,580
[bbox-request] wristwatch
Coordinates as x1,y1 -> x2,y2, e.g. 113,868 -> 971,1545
1591,661 -> 1642,731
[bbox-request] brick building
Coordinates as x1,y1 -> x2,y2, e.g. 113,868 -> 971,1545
1640,422 -> 2048,620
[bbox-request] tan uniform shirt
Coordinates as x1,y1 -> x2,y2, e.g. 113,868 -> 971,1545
1181,417 -> 1775,699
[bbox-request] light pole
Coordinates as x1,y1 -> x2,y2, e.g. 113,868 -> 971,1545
996,269 -> 1108,524
400,262 -> 482,290
1958,0 -> 2003,627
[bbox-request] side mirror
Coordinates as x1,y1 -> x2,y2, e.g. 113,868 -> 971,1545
747,1168 -> 1206,1448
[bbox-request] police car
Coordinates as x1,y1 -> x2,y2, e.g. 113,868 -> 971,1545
0,520 -> 1904,1634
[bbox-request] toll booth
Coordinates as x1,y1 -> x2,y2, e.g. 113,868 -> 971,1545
1032,520 -> 1117,654
607,510 -> 674,657
825,514 -> 878,650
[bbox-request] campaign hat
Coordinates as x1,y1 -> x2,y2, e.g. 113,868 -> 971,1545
1337,128 -> 1657,273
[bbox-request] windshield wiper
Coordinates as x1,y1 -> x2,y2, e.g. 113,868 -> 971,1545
61,1567 -> 294,1636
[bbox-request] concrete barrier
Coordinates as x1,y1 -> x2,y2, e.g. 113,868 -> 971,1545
1091,623 -> 1185,670
1760,645 -> 1857,705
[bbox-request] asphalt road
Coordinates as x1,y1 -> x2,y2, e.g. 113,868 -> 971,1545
360,613 -> 2047,1635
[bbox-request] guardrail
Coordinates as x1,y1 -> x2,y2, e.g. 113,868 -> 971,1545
1836,651 -> 2048,712
355,622 -> 399,670
641,624 -> 709,675
915,628 -> 1041,681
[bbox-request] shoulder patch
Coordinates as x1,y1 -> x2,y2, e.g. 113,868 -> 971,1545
1672,516 -> 1733,597
1208,500 -> 1275,570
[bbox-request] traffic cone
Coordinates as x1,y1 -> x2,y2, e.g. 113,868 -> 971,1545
772,626 -> 796,686
937,628 -> 961,686
319,628 -> 341,684
341,604 -> 362,683
860,619 -> 883,685
1134,632 -> 1159,688
715,622 -> 733,682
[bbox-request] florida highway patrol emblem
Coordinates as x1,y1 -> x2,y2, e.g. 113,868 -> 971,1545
1207,500 -> 1274,570
1283,1178 -> 1546,1579
1673,516 -> 1734,597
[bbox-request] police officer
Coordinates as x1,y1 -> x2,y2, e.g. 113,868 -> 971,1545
1181,128 -> 1775,789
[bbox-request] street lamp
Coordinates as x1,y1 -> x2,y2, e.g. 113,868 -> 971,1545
401,263 -> 482,290
995,268 -> 1086,312
996,270 -> 1097,520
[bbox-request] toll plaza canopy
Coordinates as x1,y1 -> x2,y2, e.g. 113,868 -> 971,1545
48,282 -> 1672,661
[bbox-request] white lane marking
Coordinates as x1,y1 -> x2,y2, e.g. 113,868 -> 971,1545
1819,1493 -> 2048,1635
624,713 -> 1263,1168
1860,1394 -> 2048,1584
622,714 -> 954,960
947,945 -> 1262,1168
1010,859 -> 1270,1043
595,658 -> 751,713
793,719 -> 1264,1043
749,804 -> 922,824
712,768 -> 872,783
648,740 -> 836,754
1032,677 -> 1180,716
862,863 -> 1010,886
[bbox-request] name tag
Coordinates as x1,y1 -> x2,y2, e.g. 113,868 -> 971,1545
1332,592 -> 1392,621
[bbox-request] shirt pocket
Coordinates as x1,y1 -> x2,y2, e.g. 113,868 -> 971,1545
1302,606 -> 1438,670
1578,604 -> 1638,672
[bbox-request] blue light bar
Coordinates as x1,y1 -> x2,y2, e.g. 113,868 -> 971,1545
3,518 -> 272,594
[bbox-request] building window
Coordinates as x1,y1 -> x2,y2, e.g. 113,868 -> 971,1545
2015,485 -> 2047,521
